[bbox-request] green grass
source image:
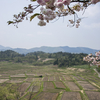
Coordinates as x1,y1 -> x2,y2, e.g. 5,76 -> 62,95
56,91 -> 64,100
71,65 -> 97,69
73,79 -> 83,90
61,81 -> 71,92
96,67 -> 100,73
52,81 -> 57,89
79,91 -> 89,100
9,75 -> 11,80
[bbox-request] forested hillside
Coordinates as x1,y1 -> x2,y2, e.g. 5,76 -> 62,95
53,52 -> 88,67
0,50 -> 88,67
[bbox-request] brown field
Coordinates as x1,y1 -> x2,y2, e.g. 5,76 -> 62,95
43,81 -> 55,91
43,76 -> 48,81
55,76 -> 61,81
63,76 -> 72,80
10,74 -> 26,78
60,76 -> 65,81
61,92 -> 82,100
77,81 -> 89,84
28,85 -> 40,92
33,78 -> 42,81
17,82 -> 30,92
85,91 -> 100,100
49,76 -> 54,81
0,79 -> 9,83
25,78 -> 34,82
24,92 -> 38,100
55,82 -> 66,89
0,62 -> 100,100
77,76 -> 85,80
73,76 -> 81,80
7,80 -> 23,83
34,92 -> 58,100
79,83 -> 98,90
65,81 -> 80,90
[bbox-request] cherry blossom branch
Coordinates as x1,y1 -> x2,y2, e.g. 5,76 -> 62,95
7,4 -> 40,28
83,51 -> 100,67
7,0 -> 99,28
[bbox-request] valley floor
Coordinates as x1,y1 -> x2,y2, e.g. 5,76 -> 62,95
0,62 -> 100,100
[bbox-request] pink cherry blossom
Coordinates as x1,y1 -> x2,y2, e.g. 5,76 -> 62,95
69,20 -> 74,24
96,51 -> 100,56
97,64 -> 100,67
9,0 -> 100,28
37,14 -> 44,20
37,0 -> 46,5
92,59 -> 97,65
83,51 -> 100,67
63,0 -> 71,5
46,9 -> 53,15
38,20 -> 46,26
44,0 -> 50,2
91,0 -> 99,4
44,15 -> 50,20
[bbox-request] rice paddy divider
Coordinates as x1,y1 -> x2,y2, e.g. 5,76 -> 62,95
83,77 -> 100,90
31,81 -> 43,100
56,91 -> 64,100
25,73 -> 28,79
79,90 -> 89,100
54,76 -> 56,81
25,82 -> 33,92
88,81 -> 100,90
52,81 -> 57,89
59,76 -> 61,81
62,76 -> 66,81
20,80 -> 42,100
72,76 -> 90,100
9,75 -> 11,80
72,77 -> 83,90
62,81 -> 71,92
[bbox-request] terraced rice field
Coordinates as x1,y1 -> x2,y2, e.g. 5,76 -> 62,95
0,62 -> 100,100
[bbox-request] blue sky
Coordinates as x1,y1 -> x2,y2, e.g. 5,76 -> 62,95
0,0 -> 100,50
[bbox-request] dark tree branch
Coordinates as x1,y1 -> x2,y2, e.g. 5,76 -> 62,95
71,0 -> 89,2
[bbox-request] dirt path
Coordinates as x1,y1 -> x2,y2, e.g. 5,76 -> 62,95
94,69 -> 100,78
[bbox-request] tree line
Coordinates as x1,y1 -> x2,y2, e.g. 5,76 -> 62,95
0,50 -> 88,67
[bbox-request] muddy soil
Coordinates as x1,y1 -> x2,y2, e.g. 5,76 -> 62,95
25,78 -> 34,82
55,76 -> 60,81
77,81 -> 89,84
85,91 -> 100,100
79,83 -> 98,90
49,76 -> 54,81
0,79 -> 9,83
61,92 -> 82,100
7,80 -> 23,83
43,82 -> 55,91
55,82 -> 66,89
17,82 -> 30,92
65,81 -> 80,90
63,76 -> 72,80
34,92 -> 58,100
43,77 -> 48,81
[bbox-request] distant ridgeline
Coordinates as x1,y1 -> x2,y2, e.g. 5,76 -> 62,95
0,50 -> 88,67
0,45 -> 99,54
